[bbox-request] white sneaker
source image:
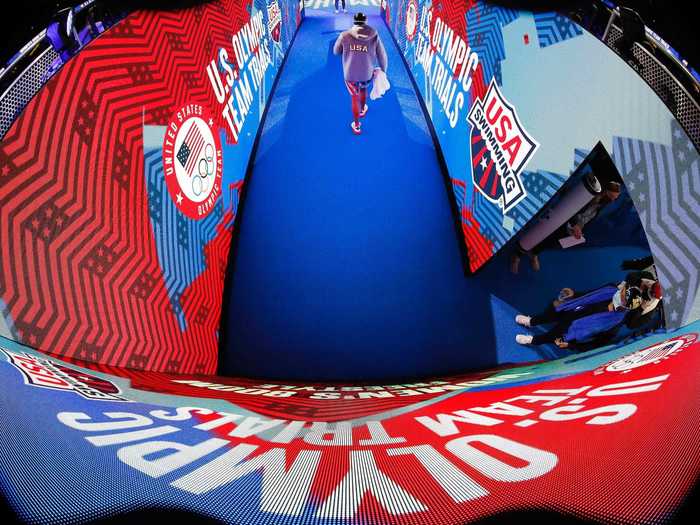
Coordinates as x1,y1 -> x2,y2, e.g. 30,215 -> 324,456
335,9 -> 339,13
343,8 -> 347,12
516,334 -> 533,345
515,314 -> 531,327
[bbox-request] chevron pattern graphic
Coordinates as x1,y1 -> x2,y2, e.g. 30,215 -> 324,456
534,12 -> 583,48
0,0 -> 300,373
573,148 -> 591,170
432,0 -> 469,43
612,121 -> 700,329
451,178 -> 494,270
465,2 -> 516,87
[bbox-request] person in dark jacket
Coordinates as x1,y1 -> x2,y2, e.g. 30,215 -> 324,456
333,12 -> 388,135
619,268 -> 663,329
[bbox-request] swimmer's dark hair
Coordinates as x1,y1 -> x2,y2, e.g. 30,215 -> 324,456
354,12 -> 367,24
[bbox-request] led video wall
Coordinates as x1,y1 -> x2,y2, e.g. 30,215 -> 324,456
0,0 -> 304,373
380,0 -> 700,329
1,324 -> 698,524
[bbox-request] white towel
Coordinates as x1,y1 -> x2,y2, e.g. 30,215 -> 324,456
370,69 -> 390,100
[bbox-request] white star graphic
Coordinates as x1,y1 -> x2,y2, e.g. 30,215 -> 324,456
176,192 -> 183,205
678,150 -> 686,161
676,288 -> 683,299
628,181 -> 635,191
638,172 -> 645,182
671,310 -> 679,322
638,193 -> 646,202
674,128 -> 681,139
480,155 -> 489,170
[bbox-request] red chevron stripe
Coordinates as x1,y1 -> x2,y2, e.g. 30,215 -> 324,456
0,0 -> 260,374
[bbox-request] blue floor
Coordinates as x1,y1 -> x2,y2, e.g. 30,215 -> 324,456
220,10 -> 652,381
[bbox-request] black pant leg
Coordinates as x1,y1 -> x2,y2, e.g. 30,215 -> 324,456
532,323 -> 568,345
531,304 -> 576,325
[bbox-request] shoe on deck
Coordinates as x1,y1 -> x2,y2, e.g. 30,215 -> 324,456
515,314 -> 531,327
351,121 -> 361,135
334,9 -> 339,13
359,104 -> 368,118
516,334 -> 533,345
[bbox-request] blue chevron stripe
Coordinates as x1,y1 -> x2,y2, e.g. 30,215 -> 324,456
474,193 -> 509,245
492,7 -> 519,27
466,3 -> 509,86
451,180 -> 466,210
573,148 -> 590,171
534,12 -> 583,48
144,145 -> 222,332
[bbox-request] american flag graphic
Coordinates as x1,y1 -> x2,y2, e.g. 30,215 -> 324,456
176,122 -> 205,176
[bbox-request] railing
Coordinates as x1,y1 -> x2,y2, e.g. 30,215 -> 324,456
570,1 -> 700,150
0,47 -> 59,139
2,1 -> 699,146
0,0 -> 124,140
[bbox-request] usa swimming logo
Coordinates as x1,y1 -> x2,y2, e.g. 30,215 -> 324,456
1,348 -> 129,401
467,79 -> 539,214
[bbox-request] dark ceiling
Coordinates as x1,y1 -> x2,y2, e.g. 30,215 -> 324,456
2,1 -> 697,69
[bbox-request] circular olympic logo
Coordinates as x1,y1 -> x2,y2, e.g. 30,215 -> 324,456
597,333 -> 696,374
162,103 -> 222,220
406,0 -> 419,42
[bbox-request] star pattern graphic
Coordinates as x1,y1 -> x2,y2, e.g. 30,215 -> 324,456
612,120 -> 700,328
